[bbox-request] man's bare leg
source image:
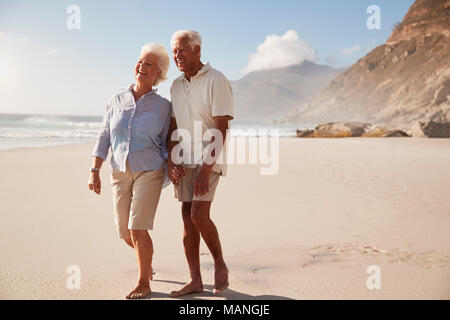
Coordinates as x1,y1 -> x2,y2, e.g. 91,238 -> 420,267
124,237 -> 153,280
170,202 -> 204,297
190,201 -> 228,294
126,230 -> 153,299
124,237 -> 134,249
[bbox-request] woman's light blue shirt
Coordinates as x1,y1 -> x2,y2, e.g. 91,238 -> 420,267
91,84 -> 172,187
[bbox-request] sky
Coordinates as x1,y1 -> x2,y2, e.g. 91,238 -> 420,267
0,0 -> 415,116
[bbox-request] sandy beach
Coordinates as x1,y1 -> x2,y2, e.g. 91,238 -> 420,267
1,138 -> 449,300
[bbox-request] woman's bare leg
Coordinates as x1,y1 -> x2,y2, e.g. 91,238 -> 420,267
124,236 -> 153,280
126,230 -> 153,299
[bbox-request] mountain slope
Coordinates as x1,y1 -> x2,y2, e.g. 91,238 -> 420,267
287,0 -> 450,129
231,61 -> 344,121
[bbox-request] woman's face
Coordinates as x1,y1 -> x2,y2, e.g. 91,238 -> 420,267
134,52 -> 161,86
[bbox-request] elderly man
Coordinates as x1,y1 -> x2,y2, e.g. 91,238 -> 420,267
167,30 -> 233,297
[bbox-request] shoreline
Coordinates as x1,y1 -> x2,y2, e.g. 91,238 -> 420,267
2,134 -> 450,153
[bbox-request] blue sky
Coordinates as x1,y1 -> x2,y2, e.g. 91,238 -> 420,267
0,0 -> 415,116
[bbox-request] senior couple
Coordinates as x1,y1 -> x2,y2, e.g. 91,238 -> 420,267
88,30 -> 233,299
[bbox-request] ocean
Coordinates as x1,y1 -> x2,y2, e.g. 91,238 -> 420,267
0,113 -> 305,151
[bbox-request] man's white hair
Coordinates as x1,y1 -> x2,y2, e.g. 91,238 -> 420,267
171,29 -> 202,49
140,43 -> 170,86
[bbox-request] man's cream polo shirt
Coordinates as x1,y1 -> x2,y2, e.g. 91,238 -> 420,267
170,63 -> 234,176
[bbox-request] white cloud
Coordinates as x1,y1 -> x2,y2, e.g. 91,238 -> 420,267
243,30 -> 317,74
340,45 -> 361,55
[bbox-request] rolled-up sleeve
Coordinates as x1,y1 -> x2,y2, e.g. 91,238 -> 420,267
91,101 -> 112,160
211,74 -> 234,119
160,101 -> 173,159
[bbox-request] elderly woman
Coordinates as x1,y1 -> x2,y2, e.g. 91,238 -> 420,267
88,43 -> 172,299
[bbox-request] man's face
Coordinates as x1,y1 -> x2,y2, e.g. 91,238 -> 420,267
134,52 -> 161,86
172,37 -> 200,73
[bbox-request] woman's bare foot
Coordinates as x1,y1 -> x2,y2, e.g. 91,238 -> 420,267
126,281 -> 151,299
169,279 -> 204,297
213,264 -> 229,294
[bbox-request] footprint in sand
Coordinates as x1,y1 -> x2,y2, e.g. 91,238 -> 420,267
251,266 -> 277,274
302,252 -> 340,267
306,243 -> 450,269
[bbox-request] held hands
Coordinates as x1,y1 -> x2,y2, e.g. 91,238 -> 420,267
88,171 -> 102,195
167,156 -> 185,186
166,156 -> 211,196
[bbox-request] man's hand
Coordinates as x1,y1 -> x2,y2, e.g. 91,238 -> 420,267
88,171 -> 101,195
167,156 -> 185,186
194,166 -> 212,197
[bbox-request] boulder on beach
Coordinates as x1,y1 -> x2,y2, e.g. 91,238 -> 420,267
296,129 -> 314,138
296,123 -> 411,138
363,128 -> 410,137
411,121 -> 450,138
313,122 -> 372,138
385,130 -> 410,137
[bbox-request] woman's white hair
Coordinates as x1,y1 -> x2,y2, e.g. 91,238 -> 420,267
140,43 -> 170,86
171,29 -> 202,49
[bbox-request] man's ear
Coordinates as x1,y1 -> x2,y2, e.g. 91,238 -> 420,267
194,45 -> 201,56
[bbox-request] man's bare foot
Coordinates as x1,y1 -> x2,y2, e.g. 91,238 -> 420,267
126,281 -> 151,299
169,280 -> 204,297
213,264 -> 229,294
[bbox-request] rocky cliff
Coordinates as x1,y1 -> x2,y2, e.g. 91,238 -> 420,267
287,0 -> 450,130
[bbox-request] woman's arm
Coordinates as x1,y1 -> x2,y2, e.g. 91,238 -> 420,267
89,101 -> 112,195
91,102 -> 112,161
88,157 -> 104,195
166,117 -> 185,185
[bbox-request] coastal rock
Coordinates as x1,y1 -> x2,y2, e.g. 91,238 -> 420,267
297,124 -> 411,138
313,122 -> 371,138
411,121 -> 450,137
363,128 -> 410,137
385,130 -> 410,137
296,129 -> 314,138
362,128 -> 387,137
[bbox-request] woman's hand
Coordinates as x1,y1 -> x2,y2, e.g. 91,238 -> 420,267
88,171 -> 102,195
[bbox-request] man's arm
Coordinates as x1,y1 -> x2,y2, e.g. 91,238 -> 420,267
194,115 -> 232,197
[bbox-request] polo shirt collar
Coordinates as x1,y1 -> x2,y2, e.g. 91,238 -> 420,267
182,62 -> 211,81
